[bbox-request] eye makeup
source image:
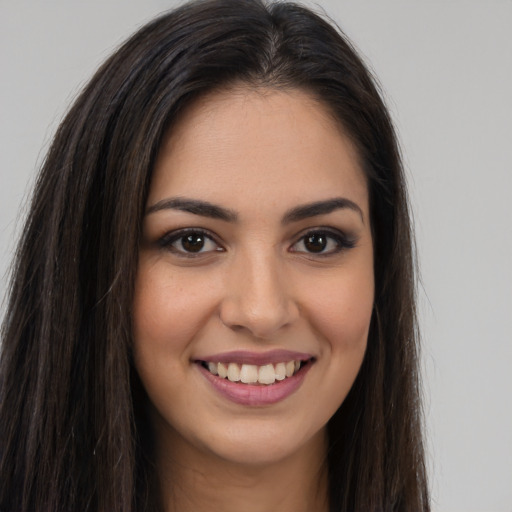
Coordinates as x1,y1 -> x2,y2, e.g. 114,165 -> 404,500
155,225 -> 358,260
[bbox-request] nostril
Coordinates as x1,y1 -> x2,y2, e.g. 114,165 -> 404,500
219,292 -> 300,339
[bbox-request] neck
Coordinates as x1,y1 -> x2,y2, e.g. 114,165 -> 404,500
155,427 -> 329,512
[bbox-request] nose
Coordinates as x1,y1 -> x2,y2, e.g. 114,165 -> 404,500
219,251 -> 300,339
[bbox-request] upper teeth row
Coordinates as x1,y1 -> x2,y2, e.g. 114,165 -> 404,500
207,360 -> 301,385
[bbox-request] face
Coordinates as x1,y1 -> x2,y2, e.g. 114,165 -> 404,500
133,87 -> 374,469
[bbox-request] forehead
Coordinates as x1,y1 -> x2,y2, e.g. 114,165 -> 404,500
149,87 -> 369,219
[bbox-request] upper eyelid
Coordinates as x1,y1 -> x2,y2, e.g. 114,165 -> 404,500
162,227 -> 215,238
291,226 -> 351,242
159,227 -> 222,248
290,227 -> 357,253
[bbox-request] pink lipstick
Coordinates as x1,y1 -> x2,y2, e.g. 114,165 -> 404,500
195,350 -> 314,406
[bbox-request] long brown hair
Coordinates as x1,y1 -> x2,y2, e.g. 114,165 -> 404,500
0,1 -> 429,510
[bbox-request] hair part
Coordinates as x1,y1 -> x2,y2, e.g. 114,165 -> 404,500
0,1 -> 429,510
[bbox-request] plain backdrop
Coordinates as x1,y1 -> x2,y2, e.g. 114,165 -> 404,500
1,1 -> 511,510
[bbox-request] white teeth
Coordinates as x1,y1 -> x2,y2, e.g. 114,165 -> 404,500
207,362 -> 218,375
227,363 -> 241,382
275,362 -> 286,381
258,364 -> 276,384
240,364 -> 258,384
218,362 -> 228,379
205,359 -> 307,384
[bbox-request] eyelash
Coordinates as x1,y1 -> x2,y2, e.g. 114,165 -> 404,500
158,228 -> 223,258
290,228 -> 356,257
157,227 -> 356,258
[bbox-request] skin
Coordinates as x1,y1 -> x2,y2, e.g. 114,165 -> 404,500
133,86 -> 374,512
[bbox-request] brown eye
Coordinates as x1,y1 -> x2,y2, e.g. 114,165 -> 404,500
181,233 -> 206,252
290,229 -> 355,256
304,233 -> 328,253
159,229 -> 222,256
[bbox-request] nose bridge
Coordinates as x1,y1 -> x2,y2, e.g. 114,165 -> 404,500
220,246 -> 298,338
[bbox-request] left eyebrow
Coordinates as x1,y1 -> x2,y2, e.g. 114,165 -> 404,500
282,197 -> 364,224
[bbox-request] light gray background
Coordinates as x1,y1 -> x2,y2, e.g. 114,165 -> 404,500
1,1 -> 511,510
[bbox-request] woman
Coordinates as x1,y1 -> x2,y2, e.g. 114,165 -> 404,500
0,0 -> 429,510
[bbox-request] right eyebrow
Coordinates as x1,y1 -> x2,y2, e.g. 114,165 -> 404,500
145,197 -> 238,222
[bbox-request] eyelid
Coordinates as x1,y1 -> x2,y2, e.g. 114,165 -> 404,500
158,227 -> 224,256
289,226 -> 357,255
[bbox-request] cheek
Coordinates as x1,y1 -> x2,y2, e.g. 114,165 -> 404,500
307,267 -> 374,355
131,263 -> 220,418
293,265 -> 374,438
132,262 -> 216,354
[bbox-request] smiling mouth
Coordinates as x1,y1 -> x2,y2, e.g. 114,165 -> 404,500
199,359 -> 312,385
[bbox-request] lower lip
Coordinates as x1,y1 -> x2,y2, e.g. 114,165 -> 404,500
197,362 -> 312,406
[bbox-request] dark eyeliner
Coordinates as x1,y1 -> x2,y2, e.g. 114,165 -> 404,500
157,228 -> 222,255
292,227 -> 357,256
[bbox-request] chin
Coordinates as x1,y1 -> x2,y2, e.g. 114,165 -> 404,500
187,416 -> 328,469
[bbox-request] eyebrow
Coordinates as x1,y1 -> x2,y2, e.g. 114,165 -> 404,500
146,196 -> 364,223
146,197 -> 238,221
281,197 -> 364,224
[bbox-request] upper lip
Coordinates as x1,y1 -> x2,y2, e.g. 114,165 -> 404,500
195,349 -> 314,366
